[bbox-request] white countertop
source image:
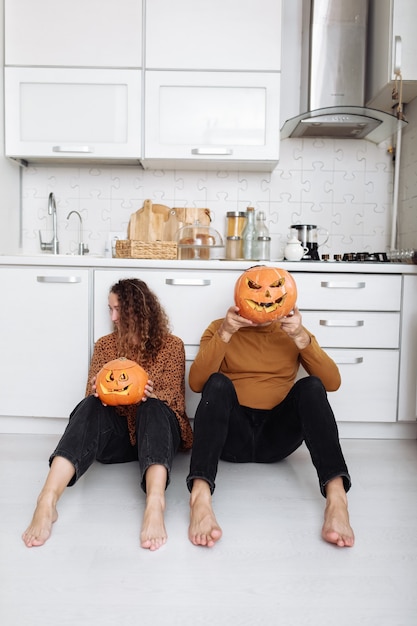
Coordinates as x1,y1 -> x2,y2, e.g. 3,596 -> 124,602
1,254 -> 417,274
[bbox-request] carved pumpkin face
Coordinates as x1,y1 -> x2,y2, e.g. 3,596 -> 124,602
96,357 -> 148,406
234,265 -> 297,323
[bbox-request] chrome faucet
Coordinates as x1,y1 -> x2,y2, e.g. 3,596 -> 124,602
39,192 -> 60,254
66,210 -> 89,255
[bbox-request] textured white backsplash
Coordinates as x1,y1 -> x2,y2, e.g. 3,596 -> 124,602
21,133 -> 415,260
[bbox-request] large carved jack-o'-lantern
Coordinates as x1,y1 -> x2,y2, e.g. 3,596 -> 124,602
96,357 -> 148,406
234,265 -> 297,323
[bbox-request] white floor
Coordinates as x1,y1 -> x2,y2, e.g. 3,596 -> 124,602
1,434 -> 416,626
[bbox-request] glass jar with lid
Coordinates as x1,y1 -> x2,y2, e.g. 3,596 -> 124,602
226,211 -> 247,239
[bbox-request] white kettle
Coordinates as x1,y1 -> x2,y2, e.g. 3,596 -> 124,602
284,236 -> 309,261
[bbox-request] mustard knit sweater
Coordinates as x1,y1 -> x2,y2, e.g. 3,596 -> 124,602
189,319 -> 341,410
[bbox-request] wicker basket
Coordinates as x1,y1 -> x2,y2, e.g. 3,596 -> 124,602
115,239 -> 177,260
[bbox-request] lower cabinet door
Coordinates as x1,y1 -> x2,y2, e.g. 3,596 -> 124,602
0,268 -> 89,418
324,349 -> 399,422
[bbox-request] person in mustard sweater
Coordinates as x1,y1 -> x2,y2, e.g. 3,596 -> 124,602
186,292 -> 354,549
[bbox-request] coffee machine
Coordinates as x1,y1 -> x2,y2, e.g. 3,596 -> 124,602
289,224 -> 329,260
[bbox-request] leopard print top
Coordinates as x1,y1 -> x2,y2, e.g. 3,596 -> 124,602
86,332 -> 193,450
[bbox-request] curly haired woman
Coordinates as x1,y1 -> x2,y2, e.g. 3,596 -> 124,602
22,278 -> 193,551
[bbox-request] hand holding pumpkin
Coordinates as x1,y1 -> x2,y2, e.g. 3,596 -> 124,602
217,305 -> 255,342
280,306 -> 311,349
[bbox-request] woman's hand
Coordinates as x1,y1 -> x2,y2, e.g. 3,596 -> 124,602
90,375 -> 98,397
90,375 -> 108,406
142,379 -> 156,402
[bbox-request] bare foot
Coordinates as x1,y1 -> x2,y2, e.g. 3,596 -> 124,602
189,480 -> 222,547
140,494 -> 167,551
22,492 -> 58,547
322,490 -> 355,548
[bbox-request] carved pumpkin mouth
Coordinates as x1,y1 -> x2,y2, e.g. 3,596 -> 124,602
245,293 -> 287,314
98,382 -> 133,396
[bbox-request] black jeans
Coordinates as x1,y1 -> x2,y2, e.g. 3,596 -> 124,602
186,373 -> 351,497
50,395 -> 181,492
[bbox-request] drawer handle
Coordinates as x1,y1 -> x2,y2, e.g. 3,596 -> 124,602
37,276 -> 82,284
52,145 -> 94,153
334,356 -> 364,365
165,278 -> 211,286
320,320 -> 364,327
321,281 -> 366,289
191,148 -> 233,156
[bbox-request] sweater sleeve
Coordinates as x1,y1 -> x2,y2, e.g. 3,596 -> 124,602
189,319 -> 227,392
299,331 -> 341,391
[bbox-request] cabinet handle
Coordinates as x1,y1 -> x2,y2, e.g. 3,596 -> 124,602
52,146 -> 94,153
37,276 -> 82,284
394,35 -> 402,74
321,281 -> 366,289
320,319 -> 364,327
334,356 -> 364,365
191,148 -> 233,156
165,278 -> 211,286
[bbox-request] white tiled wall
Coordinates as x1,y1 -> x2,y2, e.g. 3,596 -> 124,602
21,136 -> 402,260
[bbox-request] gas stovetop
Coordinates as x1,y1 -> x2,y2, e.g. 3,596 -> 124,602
320,252 -> 389,263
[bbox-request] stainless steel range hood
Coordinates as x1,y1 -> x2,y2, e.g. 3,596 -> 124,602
280,0 -> 407,143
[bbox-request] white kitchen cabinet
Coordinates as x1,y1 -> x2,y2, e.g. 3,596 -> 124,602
0,267 -> 90,419
398,275 -> 417,422
4,68 -> 142,163
145,0 -> 281,72
366,0 -> 417,109
5,0 -> 142,68
142,71 -> 280,171
320,349 -> 399,423
295,272 -> 402,312
298,273 -> 402,423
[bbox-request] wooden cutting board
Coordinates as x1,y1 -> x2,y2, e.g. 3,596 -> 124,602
127,200 -> 171,242
127,202 -> 212,242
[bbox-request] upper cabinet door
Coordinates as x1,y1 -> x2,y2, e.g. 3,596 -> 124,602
366,0 -> 417,108
5,0 -> 142,68
142,70 -> 280,171
145,0 -> 281,71
5,68 -> 142,162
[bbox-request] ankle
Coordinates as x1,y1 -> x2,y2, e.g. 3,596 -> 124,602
190,479 -> 212,506
325,477 -> 347,501
37,488 -> 59,507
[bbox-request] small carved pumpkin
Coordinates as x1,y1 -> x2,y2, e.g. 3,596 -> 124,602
96,357 -> 148,406
234,265 -> 297,323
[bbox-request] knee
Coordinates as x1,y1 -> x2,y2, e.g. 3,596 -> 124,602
69,394 -> 99,419
296,375 -> 327,399
202,372 -> 233,397
298,375 -> 325,391
136,398 -> 172,428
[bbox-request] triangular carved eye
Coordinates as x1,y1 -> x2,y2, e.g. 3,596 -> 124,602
105,371 -> 115,382
270,278 -> 285,288
119,372 -> 128,381
247,279 -> 261,290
